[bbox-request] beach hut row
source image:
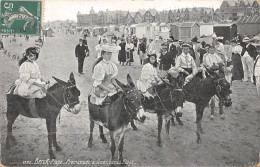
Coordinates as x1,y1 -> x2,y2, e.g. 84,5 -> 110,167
88,16 -> 259,41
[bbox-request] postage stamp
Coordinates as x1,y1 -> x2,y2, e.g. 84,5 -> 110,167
0,0 -> 43,35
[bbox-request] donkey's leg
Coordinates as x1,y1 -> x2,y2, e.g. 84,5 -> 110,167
99,125 -> 107,143
195,104 -> 204,143
6,111 -> 19,149
46,118 -> 55,159
157,114 -> 163,147
118,130 -> 126,165
109,131 -> 116,167
175,113 -> 184,126
165,116 -> 171,136
52,118 -> 62,152
88,120 -> 95,148
130,120 -> 137,131
170,116 -> 176,126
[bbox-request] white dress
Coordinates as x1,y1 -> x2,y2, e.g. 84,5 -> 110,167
91,59 -> 118,105
137,63 -> 158,93
14,61 -> 46,98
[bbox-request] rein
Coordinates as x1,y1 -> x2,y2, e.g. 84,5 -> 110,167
46,83 -> 75,113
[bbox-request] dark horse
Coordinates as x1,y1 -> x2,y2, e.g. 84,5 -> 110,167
131,73 -> 186,146
171,67 -> 232,143
88,74 -> 146,165
5,73 -> 83,159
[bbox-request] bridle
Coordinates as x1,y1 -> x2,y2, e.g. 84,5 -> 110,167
214,77 -> 230,101
122,89 -> 143,120
47,83 -> 78,113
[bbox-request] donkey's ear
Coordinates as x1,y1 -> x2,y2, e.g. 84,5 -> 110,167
69,72 -> 76,85
52,76 -> 67,86
115,78 -> 128,92
127,74 -> 135,88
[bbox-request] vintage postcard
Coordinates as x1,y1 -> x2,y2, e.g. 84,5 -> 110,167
0,0 -> 259,166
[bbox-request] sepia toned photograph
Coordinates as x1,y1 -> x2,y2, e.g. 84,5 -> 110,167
0,0 -> 259,166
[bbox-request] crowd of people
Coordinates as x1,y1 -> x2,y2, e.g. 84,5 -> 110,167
9,31 -> 259,119
89,33 -> 260,118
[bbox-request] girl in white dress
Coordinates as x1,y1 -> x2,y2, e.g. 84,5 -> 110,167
14,47 -> 49,98
137,54 -> 161,98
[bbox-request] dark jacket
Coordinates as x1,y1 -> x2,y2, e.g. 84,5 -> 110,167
159,52 -> 172,70
139,42 -> 146,53
75,44 -> 88,59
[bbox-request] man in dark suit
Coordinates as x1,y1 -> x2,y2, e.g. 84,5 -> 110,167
167,39 -> 177,66
75,39 -> 89,74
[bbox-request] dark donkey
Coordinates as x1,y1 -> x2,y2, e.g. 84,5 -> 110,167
131,74 -> 186,146
88,74 -> 146,165
171,67 -> 232,143
5,73 -> 83,159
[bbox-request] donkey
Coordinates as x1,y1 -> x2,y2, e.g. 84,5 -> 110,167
88,74 -> 146,165
131,75 -> 186,146
5,73 -> 84,159
170,67 -> 232,143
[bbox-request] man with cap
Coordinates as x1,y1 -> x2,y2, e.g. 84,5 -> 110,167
175,43 -> 197,80
167,38 -> 177,66
241,37 -> 255,82
176,40 -> 183,56
75,38 -> 89,74
159,43 -> 172,71
90,44 -> 121,105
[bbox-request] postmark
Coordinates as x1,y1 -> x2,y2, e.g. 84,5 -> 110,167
0,0 -> 43,35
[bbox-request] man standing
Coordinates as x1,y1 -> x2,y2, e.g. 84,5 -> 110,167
75,39 -> 89,74
167,39 -> 177,66
176,40 -> 183,56
241,37 -> 255,83
147,38 -> 156,55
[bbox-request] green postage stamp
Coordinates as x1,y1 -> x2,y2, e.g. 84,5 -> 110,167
0,0 -> 43,35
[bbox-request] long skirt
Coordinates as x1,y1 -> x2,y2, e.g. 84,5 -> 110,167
118,50 -> 126,62
232,53 -> 244,80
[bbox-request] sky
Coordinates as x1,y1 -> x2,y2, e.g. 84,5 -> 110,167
44,0 -> 223,21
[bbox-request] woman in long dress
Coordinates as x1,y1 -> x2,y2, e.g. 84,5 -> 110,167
230,39 -> 244,81
118,38 -> 126,66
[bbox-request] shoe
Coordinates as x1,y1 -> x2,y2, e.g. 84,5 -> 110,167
210,115 -> 214,120
242,79 -> 248,82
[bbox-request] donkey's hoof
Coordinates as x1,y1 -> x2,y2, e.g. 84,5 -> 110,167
55,145 -> 62,152
5,143 -> 10,149
88,142 -> 92,148
210,115 -> 214,120
220,114 -> 225,119
196,138 -> 201,144
132,126 -> 138,131
101,137 -> 108,143
178,121 -> 184,126
157,141 -> 162,147
49,152 -> 56,159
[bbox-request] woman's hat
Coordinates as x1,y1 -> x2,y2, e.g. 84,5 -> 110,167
242,37 -> 250,42
216,36 -> 224,41
97,44 -> 120,53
